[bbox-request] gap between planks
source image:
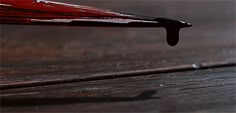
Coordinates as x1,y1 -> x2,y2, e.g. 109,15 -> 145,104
0,61 -> 235,90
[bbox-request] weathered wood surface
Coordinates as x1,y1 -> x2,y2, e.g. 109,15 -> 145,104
1,67 -> 236,112
0,0 -> 236,112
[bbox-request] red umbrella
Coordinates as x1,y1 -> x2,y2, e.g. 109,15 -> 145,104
0,0 -> 191,46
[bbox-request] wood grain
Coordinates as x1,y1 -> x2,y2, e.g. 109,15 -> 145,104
1,25 -> 235,86
1,67 -> 235,112
0,61 -> 235,90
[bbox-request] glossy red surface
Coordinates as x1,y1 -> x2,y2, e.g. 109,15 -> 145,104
0,0 -> 191,46
0,0 -> 130,24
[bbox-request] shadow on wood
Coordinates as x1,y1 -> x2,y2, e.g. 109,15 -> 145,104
1,90 -> 158,106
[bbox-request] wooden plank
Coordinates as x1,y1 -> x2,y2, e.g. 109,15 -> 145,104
1,0 -> 236,86
0,61 -> 235,89
1,67 -> 235,112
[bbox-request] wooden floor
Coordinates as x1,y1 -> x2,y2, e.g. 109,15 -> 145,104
0,0 -> 236,112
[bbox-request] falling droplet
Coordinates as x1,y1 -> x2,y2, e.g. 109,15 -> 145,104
155,18 -> 192,46
165,27 -> 181,46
